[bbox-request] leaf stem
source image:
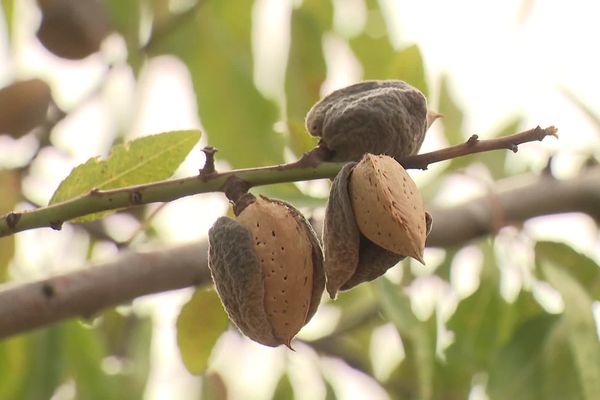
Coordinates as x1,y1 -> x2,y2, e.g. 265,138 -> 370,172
0,126 -> 557,237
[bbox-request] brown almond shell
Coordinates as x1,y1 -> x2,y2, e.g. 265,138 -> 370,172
323,163 -> 405,298
208,216 -> 280,347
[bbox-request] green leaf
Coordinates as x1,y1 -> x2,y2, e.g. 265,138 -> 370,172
0,335 -> 28,399
272,373 -> 295,400
324,377 -> 337,400
176,288 -> 229,375
49,130 -> 201,221
438,76 -> 464,145
536,241 -> 600,298
20,326 -> 65,400
150,1 -> 285,168
104,0 -> 141,71
541,259 -> 600,400
562,87 -> 600,134
63,321 -> 115,400
350,29 -> 395,80
539,320 -> 584,400
285,1 -> 330,156
487,314 -> 561,400
0,169 -> 19,281
376,277 -> 435,400
388,44 -> 428,98
1,0 -> 15,42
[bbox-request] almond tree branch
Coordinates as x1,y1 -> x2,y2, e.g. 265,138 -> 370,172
0,165 -> 597,339
0,126 -> 557,237
401,125 -> 558,170
0,241 -> 210,339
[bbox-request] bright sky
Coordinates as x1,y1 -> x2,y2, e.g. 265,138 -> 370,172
2,0 -> 600,399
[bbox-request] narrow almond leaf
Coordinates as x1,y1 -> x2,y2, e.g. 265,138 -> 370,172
285,0 -> 330,156
176,288 -> 229,375
536,241 -> 600,298
376,277 -> 435,400
388,44 -> 428,98
1,0 -> 15,42
487,314 -> 561,400
562,87 -> 600,134
49,130 -> 201,221
438,76 -> 464,144
541,259 -> 600,400
149,1 -> 285,168
0,169 -> 19,281
272,373 -> 295,400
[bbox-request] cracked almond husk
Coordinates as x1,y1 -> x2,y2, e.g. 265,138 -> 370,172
208,194 -> 324,347
305,80 -> 440,162
323,154 -> 432,298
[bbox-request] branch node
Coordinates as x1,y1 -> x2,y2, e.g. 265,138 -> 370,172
89,188 -> 101,197
5,212 -> 21,229
298,144 -> 334,168
129,191 -> 143,205
510,144 -> 519,153
467,135 -> 479,145
223,175 -> 251,205
41,282 -> 55,299
200,146 -> 218,177
50,220 -> 63,231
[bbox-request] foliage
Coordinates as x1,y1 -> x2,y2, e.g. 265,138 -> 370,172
0,1 -> 598,399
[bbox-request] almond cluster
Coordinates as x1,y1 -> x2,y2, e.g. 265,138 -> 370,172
207,80 -> 435,347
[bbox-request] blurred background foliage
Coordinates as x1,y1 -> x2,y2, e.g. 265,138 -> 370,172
1,0 -> 599,399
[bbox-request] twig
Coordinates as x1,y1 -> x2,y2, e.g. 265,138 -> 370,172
0,126 -> 557,237
401,125 -> 558,170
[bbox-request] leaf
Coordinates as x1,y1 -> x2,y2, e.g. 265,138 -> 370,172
350,20 -> 395,80
63,321 -> 115,400
438,241 -> 543,398
285,1 -> 330,156
0,335 -> 28,399
536,241 -> 600,298
0,169 -> 19,281
176,288 -> 229,375
541,259 -> 600,400
49,130 -> 201,221
94,310 -> 153,396
324,377 -> 337,400
272,373 -> 295,400
150,1 -> 285,168
376,277 -> 435,400
104,0 -> 141,71
36,0 -> 110,60
487,314 -> 561,400
20,326 -> 65,400
0,79 -> 52,138
562,87 -> 600,134
1,0 -> 15,42
438,76 -> 464,145
388,44 -> 428,98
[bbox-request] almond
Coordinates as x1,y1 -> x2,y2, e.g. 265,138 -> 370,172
208,195 -> 324,347
305,80 -> 432,162
350,154 -> 427,263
